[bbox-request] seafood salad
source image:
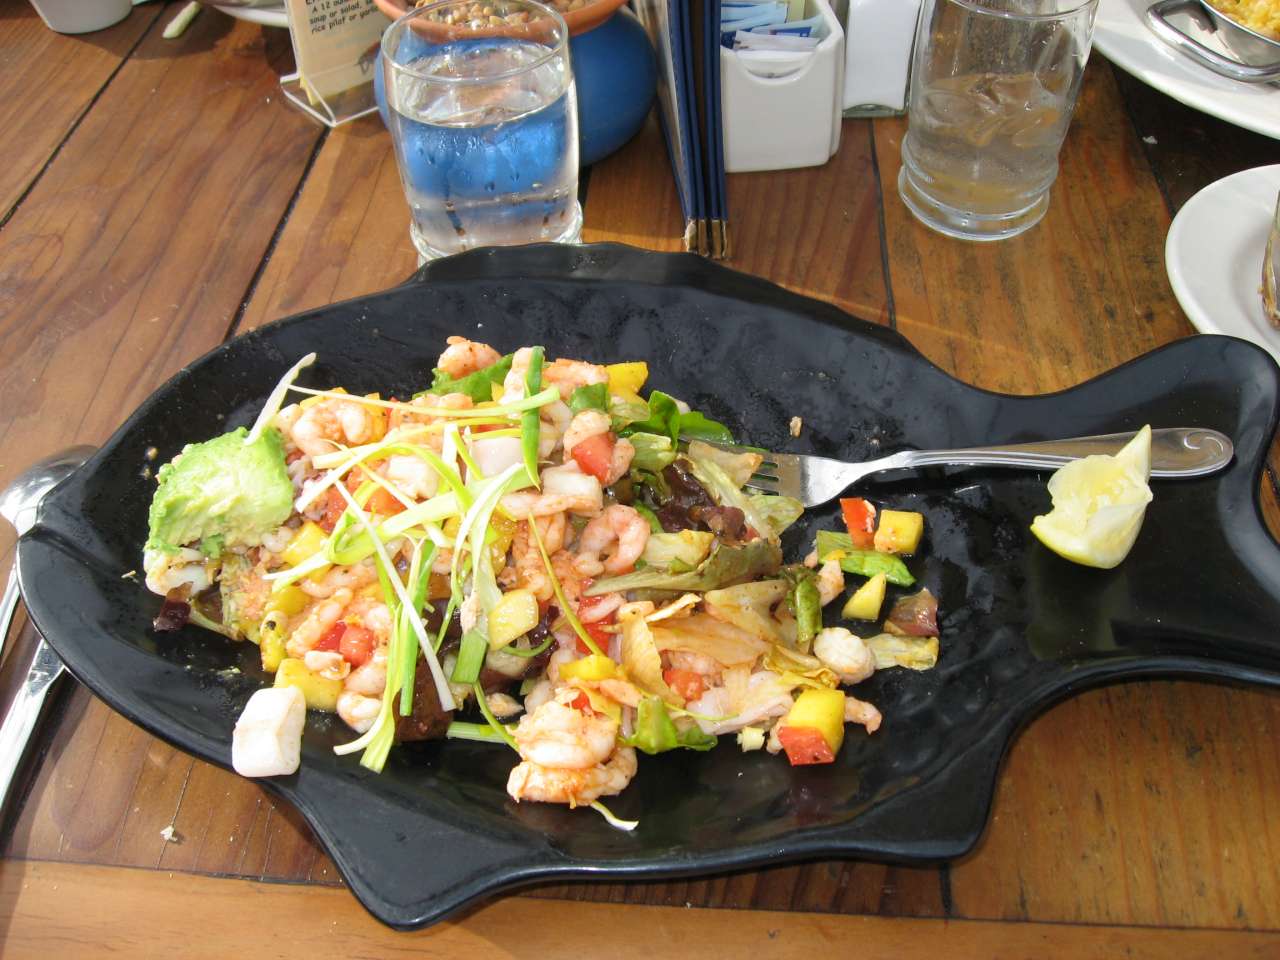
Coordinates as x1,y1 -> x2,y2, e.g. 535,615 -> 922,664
143,339 -> 940,825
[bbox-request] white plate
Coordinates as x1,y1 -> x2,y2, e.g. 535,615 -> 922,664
1094,0 -> 1280,140
211,3 -> 289,28
1166,164 -> 1280,364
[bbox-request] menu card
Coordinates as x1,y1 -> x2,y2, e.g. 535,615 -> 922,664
284,0 -> 387,101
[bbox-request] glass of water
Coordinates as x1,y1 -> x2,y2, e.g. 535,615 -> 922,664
382,0 -> 582,261
898,0 -> 1098,242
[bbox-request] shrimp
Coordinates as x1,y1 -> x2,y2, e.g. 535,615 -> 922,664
487,692 -> 524,719
512,514 -> 568,601
845,695 -> 882,733
816,559 -> 845,606
384,454 -> 438,501
512,694 -> 619,769
813,627 -> 876,685
507,746 -> 637,807
290,398 -> 377,457
603,437 -> 635,486
550,550 -> 585,606
542,358 -> 609,401
578,591 -> 623,623
502,463 -> 602,518
562,409 -> 611,456
539,400 -> 572,458
304,649 -> 350,681
387,392 -> 472,443
299,563 -> 375,599
501,346 -> 536,402
337,691 -> 380,734
349,597 -> 393,643
665,649 -> 722,678
345,648 -> 388,697
287,588 -> 352,657
573,504 -> 650,577
437,336 -> 500,380
524,678 -> 555,715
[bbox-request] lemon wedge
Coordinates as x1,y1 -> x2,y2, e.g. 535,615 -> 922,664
1029,425 -> 1153,569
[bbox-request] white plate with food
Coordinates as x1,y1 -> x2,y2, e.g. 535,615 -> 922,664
1094,0 -> 1280,139
1166,163 -> 1280,363
210,2 -> 289,28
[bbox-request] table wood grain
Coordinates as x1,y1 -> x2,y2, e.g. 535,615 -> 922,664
0,0 -> 1277,949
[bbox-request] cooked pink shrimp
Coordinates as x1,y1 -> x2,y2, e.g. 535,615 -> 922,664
542,358 -> 609,401
337,690 -> 380,733
573,504 -> 650,577
577,591 -> 623,623
437,336 -> 500,380
299,562 -> 376,599
513,693 -> 619,769
511,514 -> 568,601
290,399 -> 376,457
502,463 -> 602,518
845,695 -> 882,733
816,559 -> 845,606
603,437 -> 635,486
287,588 -> 353,657
501,346 -> 536,402
345,647 -> 388,697
507,746 -> 637,807
562,409 -> 611,456
348,596 -> 393,643
813,627 -> 875,685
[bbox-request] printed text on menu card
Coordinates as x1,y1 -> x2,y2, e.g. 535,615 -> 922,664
284,0 -> 387,100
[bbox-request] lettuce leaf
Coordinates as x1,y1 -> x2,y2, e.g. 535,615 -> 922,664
621,390 -> 733,445
569,383 -> 608,414
622,696 -> 718,754
686,454 -> 778,544
585,539 -> 782,596
628,432 -> 677,471
423,353 -> 514,403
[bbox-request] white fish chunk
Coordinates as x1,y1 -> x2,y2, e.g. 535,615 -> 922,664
232,686 -> 305,777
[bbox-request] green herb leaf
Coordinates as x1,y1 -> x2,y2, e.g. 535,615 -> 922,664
676,411 -> 733,443
781,564 -> 821,653
633,502 -> 663,534
568,382 -> 608,414
423,354 -> 514,403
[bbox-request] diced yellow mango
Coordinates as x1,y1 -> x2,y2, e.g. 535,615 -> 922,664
282,521 -> 329,567
363,392 -> 388,441
487,513 -> 517,566
606,361 -> 649,397
299,386 -> 346,409
488,588 -> 540,648
842,572 -> 887,621
873,510 -> 924,555
781,688 -> 846,755
259,615 -> 288,672
269,584 -> 311,618
274,658 -> 342,712
559,654 -> 620,682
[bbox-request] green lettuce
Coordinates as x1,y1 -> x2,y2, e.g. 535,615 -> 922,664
585,539 -> 782,595
423,353 -> 514,403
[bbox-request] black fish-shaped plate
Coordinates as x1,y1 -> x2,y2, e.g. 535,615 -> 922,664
17,244 -> 1280,929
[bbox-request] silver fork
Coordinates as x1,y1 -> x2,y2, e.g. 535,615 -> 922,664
735,427 -> 1234,507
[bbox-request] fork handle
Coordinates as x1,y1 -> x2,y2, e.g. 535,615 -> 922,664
899,428 -> 1233,478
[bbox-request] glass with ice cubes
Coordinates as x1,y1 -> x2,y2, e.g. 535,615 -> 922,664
898,0 -> 1098,241
381,0 -> 581,261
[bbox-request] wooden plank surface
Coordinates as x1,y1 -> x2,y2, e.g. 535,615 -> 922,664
874,61 -> 1280,929
3,859 -> 1280,958
0,8 -> 325,859
0,0 -> 160,220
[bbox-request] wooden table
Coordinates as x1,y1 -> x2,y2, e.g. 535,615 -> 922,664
1,2 -> 1278,955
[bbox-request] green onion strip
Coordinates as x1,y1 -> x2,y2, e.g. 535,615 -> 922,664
527,519 -> 605,658
520,346 -> 544,489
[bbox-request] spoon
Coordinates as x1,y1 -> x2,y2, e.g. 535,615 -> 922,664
0,445 -> 94,811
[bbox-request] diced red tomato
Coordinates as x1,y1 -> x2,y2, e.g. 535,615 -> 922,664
469,421 -> 506,434
839,497 -> 878,549
569,691 -> 594,715
576,595 -> 616,654
663,668 -> 706,702
345,470 -> 365,494
366,486 -> 406,517
339,624 -> 376,667
776,726 -> 837,765
315,621 -> 346,653
579,619 -> 613,655
571,432 -> 617,484
319,487 -> 346,534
